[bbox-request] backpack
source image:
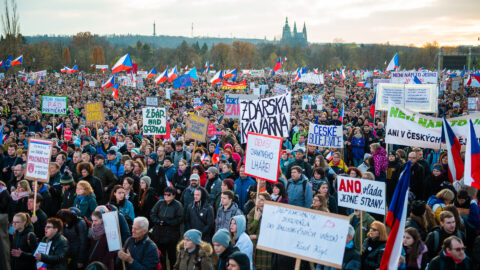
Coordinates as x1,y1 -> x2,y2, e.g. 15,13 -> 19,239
432,230 -> 463,253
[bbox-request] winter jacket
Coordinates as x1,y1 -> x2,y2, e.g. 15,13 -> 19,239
105,157 -> 125,179
286,159 -> 313,179
287,175 -> 313,208
61,186 -> 76,209
349,212 -> 375,251
180,186 -> 197,214
118,200 -> 135,221
184,194 -> 215,242
351,136 -> 365,160
173,150 -> 191,167
29,208 -> 47,239
135,188 -> 158,221
173,167 -> 191,193
173,240 -> 213,270
427,251 -> 473,270
63,218 -> 89,265
404,242 -> 429,270
94,164 -> 117,192
79,175 -> 104,203
425,227 -> 465,259
118,235 -> 160,270
215,202 -> 243,232
88,232 -> 115,270
37,233 -> 69,270
235,176 -> 256,211
206,176 -> 222,205
150,199 -> 184,244
73,194 -> 98,221
10,225 -> 37,270
342,240 -> 361,270
216,244 -> 239,270
361,238 -> 386,270
232,215 -> 253,270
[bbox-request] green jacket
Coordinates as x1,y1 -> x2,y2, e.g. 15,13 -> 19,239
292,130 -> 307,146
349,212 -> 375,252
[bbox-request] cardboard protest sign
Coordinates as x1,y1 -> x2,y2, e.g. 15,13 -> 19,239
335,87 -> 347,100
185,115 -> 209,142
64,128 -> 72,141
272,84 -> 289,95
224,94 -> 258,119
468,97 -> 480,112
85,102 -> 104,123
142,107 -> 167,135
41,95 -> 67,115
391,71 -> 438,84
257,201 -> 349,269
244,132 -> 282,183
307,123 -> 343,148
302,95 -> 323,110
25,139 -> 53,183
102,211 -> 122,252
385,106 -> 480,149
376,83 -> 438,113
145,96 -> 159,107
337,176 -> 386,215
239,93 -> 291,143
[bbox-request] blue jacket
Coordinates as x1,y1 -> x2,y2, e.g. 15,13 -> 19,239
351,136 -> 365,160
105,156 -> 125,179
73,194 -> 98,221
164,165 -> 176,183
119,200 -> 135,221
119,235 -> 159,270
234,176 -> 256,210
287,175 -> 313,208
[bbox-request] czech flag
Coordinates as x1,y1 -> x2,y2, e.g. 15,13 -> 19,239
210,70 -> 223,85
465,120 -> 480,189
56,123 -> 63,132
313,68 -> 318,74
357,81 -> 367,87
101,76 -> 115,91
67,65 -> 78,74
37,76 -> 43,85
379,161 -> 411,270
0,60 -> 3,67
11,55 -> 23,66
339,104 -> 344,122
146,67 -> 157,79
168,66 -> 178,82
188,67 -> 198,81
90,64 -> 95,69
373,69 -> 381,76
441,117 -> 464,182
370,92 -> 376,118
224,69 -> 237,79
112,53 -> 133,74
386,52 -> 399,72
467,73 -> 480,86
212,143 -> 220,164
273,57 -> 282,74
341,69 -> 346,80
413,76 -> 422,84
60,67 -> 69,73
37,262 -> 47,270
155,68 -> 168,85
325,151 -> 334,161
204,61 -> 209,74
292,71 -> 301,82
112,83 -> 119,100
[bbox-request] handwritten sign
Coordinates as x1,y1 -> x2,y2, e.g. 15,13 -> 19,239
25,139 -> 53,183
307,123 -> 343,148
85,102 -> 104,123
142,107 -> 166,135
391,71 -> 438,84
41,95 -> 67,115
239,93 -> 291,143
185,115 -> 209,142
376,83 -> 438,113
257,201 -> 349,268
337,176 -> 386,215
302,95 -> 323,110
244,132 -> 281,183
145,96 -> 159,107
335,87 -> 347,100
224,94 -> 258,119
102,211 -> 122,251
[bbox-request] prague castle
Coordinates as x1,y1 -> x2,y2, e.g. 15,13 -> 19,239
280,17 -> 308,47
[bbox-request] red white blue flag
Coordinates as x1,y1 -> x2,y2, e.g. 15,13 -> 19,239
441,117 -> 464,182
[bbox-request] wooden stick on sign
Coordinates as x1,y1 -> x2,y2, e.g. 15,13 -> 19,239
294,258 -> 301,270
33,180 -> 38,216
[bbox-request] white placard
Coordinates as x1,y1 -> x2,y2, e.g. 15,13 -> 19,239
337,176 -> 386,215
244,132 -> 282,183
142,107 -> 167,135
257,201 -> 349,269
88,81 -> 95,87
391,71 -> 438,84
193,97 -> 202,109
376,83 -> 438,113
102,211 -> 122,252
302,95 -> 323,110
145,96 -> 159,107
26,139 -> 53,182
41,96 -> 67,115
253,88 -> 260,96
297,73 -> 325,84
307,123 -> 343,148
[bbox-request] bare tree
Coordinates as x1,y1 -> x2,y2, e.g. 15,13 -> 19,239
2,0 -> 19,37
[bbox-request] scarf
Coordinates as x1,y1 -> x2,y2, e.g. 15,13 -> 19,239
177,169 -> 184,176
76,195 -> 85,202
11,191 -> 30,201
444,250 -> 464,264
271,194 -> 279,201
91,224 -> 105,241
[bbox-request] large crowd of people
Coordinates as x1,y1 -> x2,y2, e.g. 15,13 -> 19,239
0,69 -> 479,270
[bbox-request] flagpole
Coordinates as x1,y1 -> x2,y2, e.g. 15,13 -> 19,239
360,211 -> 363,255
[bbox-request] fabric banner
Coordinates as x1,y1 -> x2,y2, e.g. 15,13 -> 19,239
391,71 -> 438,84
376,83 -> 438,113
239,93 -> 291,143
302,95 -> 323,110
307,123 -> 343,148
222,80 -> 247,90
337,176 -> 386,215
224,94 -> 258,119
297,73 -> 325,84
385,106 -> 480,149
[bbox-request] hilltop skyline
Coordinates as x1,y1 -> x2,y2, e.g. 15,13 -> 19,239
17,0 -> 480,47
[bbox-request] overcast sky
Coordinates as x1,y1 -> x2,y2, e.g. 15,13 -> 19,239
18,0 -> 480,46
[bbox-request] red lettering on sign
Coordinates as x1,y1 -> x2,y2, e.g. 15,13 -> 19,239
340,179 -> 361,194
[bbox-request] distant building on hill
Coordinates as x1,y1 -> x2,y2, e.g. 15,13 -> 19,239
280,17 -> 307,47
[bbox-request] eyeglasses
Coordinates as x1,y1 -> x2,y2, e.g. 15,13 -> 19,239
452,247 -> 466,252
164,193 -> 173,196
45,225 -> 54,229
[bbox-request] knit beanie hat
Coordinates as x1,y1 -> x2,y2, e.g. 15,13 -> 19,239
140,176 -> 151,187
60,174 -> 74,185
212,228 -> 230,248
411,200 -> 426,216
184,229 -> 202,245
228,251 -> 251,270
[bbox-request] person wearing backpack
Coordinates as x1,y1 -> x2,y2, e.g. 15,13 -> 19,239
425,210 -> 465,259
286,166 -> 313,208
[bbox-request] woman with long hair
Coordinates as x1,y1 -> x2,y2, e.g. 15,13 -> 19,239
310,194 -> 329,212
109,185 -> 135,222
361,221 -> 387,270
8,180 -> 30,218
87,210 -> 115,270
73,180 -> 98,221
10,212 -> 37,270
229,215 -> 253,269
317,181 -> 338,214
135,176 -> 158,221
133,160 -> 146,178
271,182 -> 289,204
403,227 -> 429,270
122,177 -> 137,206
247,192 -> 272,270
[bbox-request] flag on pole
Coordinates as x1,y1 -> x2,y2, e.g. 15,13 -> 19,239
155,68 -> 168,85
386,53 -> 399,72
212,143 -> 220,164
370,93 -> 376,118
101,76 -> 115,92
11,55 -> 23,66
464,120 -> 480,189
168,66 -> 178,82
146,67 -> 157,79
210,70 -> 223,85
339,104 -> 344,122
441,117 -> 464,182
273,57 -> 282,75
112,53 -> 133,74
379,161 -> 411,270
112,83 -> 119,100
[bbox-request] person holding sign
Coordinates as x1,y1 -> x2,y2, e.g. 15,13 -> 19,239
34,218 -> 69,270
87,210 -> 115,269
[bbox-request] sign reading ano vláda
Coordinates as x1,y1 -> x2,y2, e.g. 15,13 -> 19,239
337,176 -> 386,215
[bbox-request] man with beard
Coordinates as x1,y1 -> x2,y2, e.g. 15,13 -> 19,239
180,174 -> 200,212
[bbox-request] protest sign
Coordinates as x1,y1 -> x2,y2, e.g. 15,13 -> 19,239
222,80 -> 247,90
25,139 -> 53,183
85,102 -> 105,123
335,87 -> 347,100
224,94 -> 258,119
259,85 -> 268,96
385,106 -> 480,149
193,98 -> 202,109
41,95 -> 67,115
145,96 -> 159,107
102,211 -> 122,252
337,176 -> 386,215
452,80 -> 460,91
376,83 -> 438,113
307,123 -> 343,148
88,81 -> 95,87
244,132 -> 282,183
208,123 -> 224,136
302,95 -> 323,110
186,115 -> 209,142
239,93 -> 291,143
34,70 -> 47,77
297,73 -> 325,84
257,201 -> 349,268
142,107 -> 167,135
64,128 -> 72,141
95,65 -> 109,70
253,88 -> 260,96
468,97 -> 480,112
273,83 -> 290,95
391,71 -> 438,84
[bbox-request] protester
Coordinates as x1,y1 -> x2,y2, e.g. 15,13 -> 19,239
10,212 -> 37,270
230,215 -> 253,269
73,180 -> 98,221
34,217 -> 69,269
173,229 -> 213,270
109,184 -> 135,222
184,187 -> 215,242
227,251 -> 251,270
403,227 -> 429,270
425,210 -> 465,259
361,221 -> 387,270
88,210 -> 115,270
213,228 -> 240,270
215,190 -> 243,232
247,192 -> 272,270
56,208 -> 89,270
427,236 -> 473,269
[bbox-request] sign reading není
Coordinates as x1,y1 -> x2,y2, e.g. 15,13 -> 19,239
85,102 -> 104,122
25,139 -> 53,183
142,107 -> 167,135
244,132 -> 282,183
337,176 -> 386,215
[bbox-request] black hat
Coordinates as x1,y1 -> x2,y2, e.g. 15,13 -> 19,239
411,200 -> 426,216
164,156 -> 173,163
107,149 -> 116,155
228,252 -> 251,270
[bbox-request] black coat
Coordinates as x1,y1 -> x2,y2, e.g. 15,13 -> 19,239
135,188 -> 158,220
394,162 -> 426,201
428,252 -> 473,270
79,175 -> 104,203
38,233 -> 69,270
150,199 -> 184,244
29,209 -> 47,240
63,218 -> 89,265
361,238 -> 386,270
216,244 -> 239,270
184,200 -> 215,242
10,225 -> 37,270
173,167 -> 191,194
119,171 -> 140,194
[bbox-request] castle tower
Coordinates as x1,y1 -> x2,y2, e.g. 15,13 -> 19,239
153,21 -> 156,36
282,17 -> 292,40
302,22 -> 307,41
293,21 -> 297,35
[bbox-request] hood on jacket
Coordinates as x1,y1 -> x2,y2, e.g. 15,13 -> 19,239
176,240 -> 213,257
232,215 -> 246,238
